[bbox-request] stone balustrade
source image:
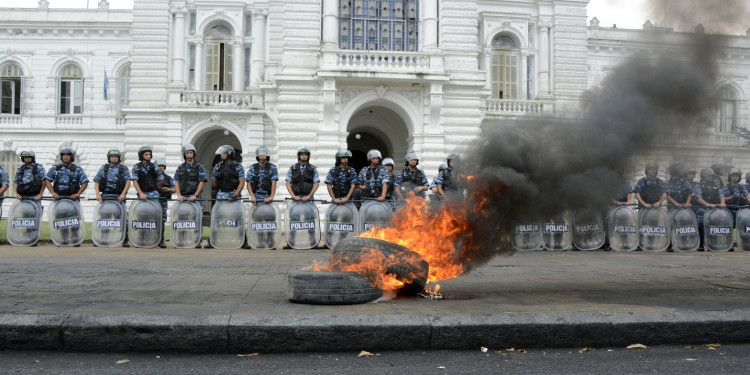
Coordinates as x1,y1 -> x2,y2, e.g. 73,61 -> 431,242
333,50 -> 431,71
485,99 -> 544,115
55,115 -> 83,125
0,115 -> 23,125
179,91 -> 259,108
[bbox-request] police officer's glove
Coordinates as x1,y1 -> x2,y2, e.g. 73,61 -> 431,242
228,193 -> 236,200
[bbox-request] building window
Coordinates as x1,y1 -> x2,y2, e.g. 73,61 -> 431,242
117,64 -> 131,113
491,35 -> 518,100
339,0 -> 419,51
0,151 -> 21,198
715,85 -> 738,133
205,24 -> 234,91
59,64 -> 84,114
244,47 -> 252,90
0,63 -> 23,115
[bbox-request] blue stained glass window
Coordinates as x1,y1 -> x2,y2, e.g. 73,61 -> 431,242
339,0 -> 419,51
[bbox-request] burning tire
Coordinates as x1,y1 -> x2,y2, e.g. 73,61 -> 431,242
330,238 -> 429,296
286,271 -> 383,305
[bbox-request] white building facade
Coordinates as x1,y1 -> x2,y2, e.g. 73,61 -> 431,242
1,0 -> 749,215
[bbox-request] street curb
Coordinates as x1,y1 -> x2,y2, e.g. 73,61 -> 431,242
2,310 -> 749,353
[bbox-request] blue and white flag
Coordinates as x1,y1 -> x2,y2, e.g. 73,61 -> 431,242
103,68 -> 109,100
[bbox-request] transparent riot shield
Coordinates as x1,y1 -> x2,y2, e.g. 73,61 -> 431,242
247,202 -> 282,250
704,207 -> 734,252
669,208 -> 699,252
209,200 -> 246,249
606,206 -> 639,251
128,199 -> 162,248
285,200 -> 320,250
7,200 -> 42,247
170,201 -> 203,249
735,208 -> 750,251
572,209 -> 605,251
639,207 -> 669,252
92,200 -> 127,247
511,220 -> 542,251
542,212 -> 572,250
324,202 -> 359,249
360,200 -> 394,233
48,199 -> 85,247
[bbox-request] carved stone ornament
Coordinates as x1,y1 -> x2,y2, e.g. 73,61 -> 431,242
38,0 -> 49,8
215,9 -> 225,16
171,6 -> 187,15
502,21 -> 511,28
6,48 -> 13,58
338,88 -> 362,104
210,114 -> 221,123
590,17 -> 600,27
2,140 -> 13,151
376,85 -> 387,98
253,8 -> 269,17
98,0 -> 109,10
537,20 -> 553,30
66,48 -> 73,58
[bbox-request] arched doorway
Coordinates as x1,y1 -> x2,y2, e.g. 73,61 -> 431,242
346,105 -> 409,172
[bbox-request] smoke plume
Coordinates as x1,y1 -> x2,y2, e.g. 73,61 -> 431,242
648,0 -> 750,35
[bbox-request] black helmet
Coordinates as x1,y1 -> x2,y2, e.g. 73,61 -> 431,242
182,144 -> 197,160
447,153 -> 460,165
60,147 -> 75,162
215,145 -> 235,159
256,146 -> 271,162
700,168 -> 715,179
404,151 -> 419,166
335,149 -> 352,166
138,145 -> 153,161
107,148 -> 121,163
438,163 -> 449,172
19,150 -> 35,163
297,146 -> 311,161
728,168 -> 742,181
668,162 -> 684,177
644,163 -> 658,175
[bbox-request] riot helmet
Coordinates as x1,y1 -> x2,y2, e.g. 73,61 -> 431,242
366,149 -> 382,162
297,146 -> 311,161
19,150 -> 35,163
728,168 -> 742,182
668,162 -> 684,177
107,149 -> 121,163
182,144 -> 197,160
438,163 -> 449,173
256,146 -> 271,162
383,158 -> 395,167
404,152 -> 419,166
335,149 -> 352,166
700,168 -> 714,179
154,158 -> 167,168
60,147 -> 75,163
644,163 -> 658,175
138,145 -> 153,161
215,145 -> 235,159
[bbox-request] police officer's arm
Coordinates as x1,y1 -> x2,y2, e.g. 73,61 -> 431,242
234,177 -> 245,199
175,180 -> 184,202
696,196 -> 713,208
326,183 -> 336,201
656,192 -> 666,206
0,182 -> 8,196
70,181 -> 88,200
378,182 -> 388,202
394,172 -> 404,200
13,182 -> 21,200
245,179 -> 257,202
44,175 -> 59,200
303,181 -> 319,201
635,192 -> 649,207
719,192 -> 727,207
132,170 -> 148,200
266,180 -> 277,203
285,180 -> 299,200
666,193 -> 681,208
344,182 -> 354,202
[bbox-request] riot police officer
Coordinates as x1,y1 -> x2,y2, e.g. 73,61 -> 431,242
382,157 -> 398,211
695,168 -> 726,245
665,163 -> 694,209
156,157 -> 175,246
394,152 -> 429,200
722,168 -> 748,223
325,149 -> 357,204
285,147 -> 320,201
357,149 -> 389,202
635,163 -> 666,208
94,149 -> 132,246
131,145 -> 166,247
211,145 -> 249,249
0,163 -> 9,219
434,154 -> 463,199
247,146 -> 278,204
44,147 -> 89,246
173,144 -> 208,248
13,150 -> 46,206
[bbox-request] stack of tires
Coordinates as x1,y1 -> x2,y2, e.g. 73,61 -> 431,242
286,238 -> 429,305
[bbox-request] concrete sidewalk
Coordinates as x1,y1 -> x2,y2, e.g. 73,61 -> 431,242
1,245 -> 749,353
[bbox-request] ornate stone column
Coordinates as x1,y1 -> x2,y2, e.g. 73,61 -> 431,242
521,52 -> 528,100
194,41 -> 203,90
321,0 -> 338,48
537,20 -> 552,97
251,8 -> 268,85
423,0 -> 438,50
170,6 -> 188,84
233,39 -> 243,91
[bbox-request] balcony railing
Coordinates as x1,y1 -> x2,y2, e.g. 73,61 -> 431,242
55,115 -> 83,125
485,99 -> 545,115
0,115 -> 22,125
179,91 -> 261,109
330,50 -> 431,72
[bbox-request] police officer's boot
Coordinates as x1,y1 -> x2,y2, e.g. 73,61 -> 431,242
241,235 -> 252,249
122,231 -> 130,247
158,228 -> 167,248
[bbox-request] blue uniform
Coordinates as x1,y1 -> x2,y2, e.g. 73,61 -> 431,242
44,163 -> 88,199
247,163 -> 279,200
634,176 -> 665,205
613,181 -> 633,203
94,163 -> 132,200
325,166 -> 358,198
173,162 -> 208,193
357,165 -> 389,199
666,176 -> 694,205
212,161 -> 245,199
0,165 -> 9,216
131,162 -> 164,198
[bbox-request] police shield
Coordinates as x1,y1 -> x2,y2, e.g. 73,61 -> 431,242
48,199 -> 85,247
285,200 -> 320,249
6,200 -> 42,247
325,202 -> 359,249
209,200 -> 246,249
703,207 -> 734,252
360,200 -> 394,234
92,200 -> 127,247
638,207 -> 669,252
170,201 -> 203,249
542,212 -> 572,251
128,199 -> 162,248
572,209 -> 605,251
510,219 -> 542,251
247,202 -> 282,250
669,208 -> 699,252
735,208 -> 750,251
606,206 -> 639,251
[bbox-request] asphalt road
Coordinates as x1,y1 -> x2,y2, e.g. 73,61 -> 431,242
2,345 -> 749,374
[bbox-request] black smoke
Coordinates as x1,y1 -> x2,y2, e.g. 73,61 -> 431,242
649,0 -> 750,35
